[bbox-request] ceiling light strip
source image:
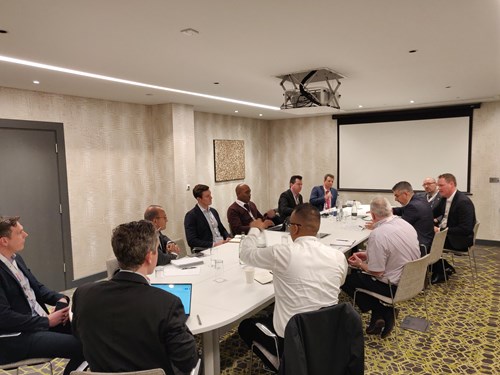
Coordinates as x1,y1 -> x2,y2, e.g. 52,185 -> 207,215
0,55 -> 280,111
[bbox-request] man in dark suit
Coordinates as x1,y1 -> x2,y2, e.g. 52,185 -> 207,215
72,220 -> 198,375
431,173 -> 476,283
392,181 -> 435,256
144,205 -> 180,265
227,184 -> 281,235
0,216 -> 84,375
422,177 -> 443,210
309,173 -> 338,212
278,175 -> 304,221
184,184 -> 231,250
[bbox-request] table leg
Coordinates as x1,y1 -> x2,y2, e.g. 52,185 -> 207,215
202,329 -> 220,375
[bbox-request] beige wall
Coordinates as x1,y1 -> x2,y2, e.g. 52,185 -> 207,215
1,86 -> 498,281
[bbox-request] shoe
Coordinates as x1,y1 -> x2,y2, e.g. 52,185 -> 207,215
366,319 -> 384,335
380,308 -> 398,339
445,266 -> 456,275
431,272 -> 447,284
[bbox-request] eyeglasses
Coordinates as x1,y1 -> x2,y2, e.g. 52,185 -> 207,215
287,222 -> 302,229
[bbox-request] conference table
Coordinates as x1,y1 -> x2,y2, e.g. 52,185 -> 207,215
150,207 -> 371,375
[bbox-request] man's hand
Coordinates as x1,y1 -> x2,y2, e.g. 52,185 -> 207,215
364,221 -> 374,230
263,219 -> 275,228
166,242 -> 180,254
48,306 -> 70,327
250,218 -> 267,230
214,238 -> 231,247
264,209 -> 276,219
347,253 -> 363,268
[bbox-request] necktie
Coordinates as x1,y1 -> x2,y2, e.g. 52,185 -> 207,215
325,190 -> 330,209
244,203 -> 250,211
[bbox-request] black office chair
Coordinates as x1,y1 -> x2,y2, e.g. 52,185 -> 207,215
250,303 -> 364,375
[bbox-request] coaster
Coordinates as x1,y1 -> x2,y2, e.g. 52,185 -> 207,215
400,316 -> 430,332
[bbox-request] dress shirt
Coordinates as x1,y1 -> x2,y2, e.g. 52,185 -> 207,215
240,228 -> 348,337
198,203 -> 223,243
440,190 -> 457,229
236,200 -> 256,220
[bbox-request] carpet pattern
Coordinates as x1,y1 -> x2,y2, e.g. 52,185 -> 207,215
2,246 -> 498,375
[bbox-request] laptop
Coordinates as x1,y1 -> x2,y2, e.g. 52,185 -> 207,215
151,283 -> 192,316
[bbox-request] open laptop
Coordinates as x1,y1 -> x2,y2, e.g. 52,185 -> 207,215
151,283 -> 192,316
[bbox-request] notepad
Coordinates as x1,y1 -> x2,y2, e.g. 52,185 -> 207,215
331,239 -> 355,247
254,271 -> 273,284
171,257 -> 204,268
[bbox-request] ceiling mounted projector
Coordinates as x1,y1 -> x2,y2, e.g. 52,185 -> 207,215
277,68 -> 344,110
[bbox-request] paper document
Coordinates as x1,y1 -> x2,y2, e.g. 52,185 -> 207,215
254,271 -> 273,284
164,266 -> 201,276
171,257 -> 204,268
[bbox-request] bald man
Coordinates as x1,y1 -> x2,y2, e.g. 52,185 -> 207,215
226,184 -> 279,235
144,205 -> 180,265
421,177 -> 442,210
238,203 -> 348,370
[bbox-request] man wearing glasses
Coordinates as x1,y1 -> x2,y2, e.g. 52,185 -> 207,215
422,177 -> 442,210
144,205 -> 180,265
238,203 -> 348,370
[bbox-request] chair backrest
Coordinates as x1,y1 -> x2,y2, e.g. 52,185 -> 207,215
106,257 -> 120,279
173,238 -> 188,257
71,369 -> 165,375
393,254 -> 430,304
427,228 -> 448,265
280,303 -> 364,375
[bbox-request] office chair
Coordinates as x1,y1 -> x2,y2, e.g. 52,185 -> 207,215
354,255 -> 430,343
172,238 -> 188,258
0,358 -> 54,375
250,303 -> 364,375
105,257 -> 119,279
426,228 -> 449,288
443,222 -> 480,288
70,360 -> 201,375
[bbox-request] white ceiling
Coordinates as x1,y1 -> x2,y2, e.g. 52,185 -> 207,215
1,0 -> 499,120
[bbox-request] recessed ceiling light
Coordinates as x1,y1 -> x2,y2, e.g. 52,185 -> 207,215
259,114 -> 263,117
33,80 -> 40,85
358,105 -> 363,108
213,82 -> 220,85
410,100 -> 415,104
0,30 -> 8,34
409,50 -> 417,53
445,86 -> 451,89
145,93 -> 153,96
180,28 -> 199,36
234,110 -> 239,113
0,55 -> 280,111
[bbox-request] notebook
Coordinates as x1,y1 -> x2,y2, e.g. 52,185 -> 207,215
151,283 -> 193,316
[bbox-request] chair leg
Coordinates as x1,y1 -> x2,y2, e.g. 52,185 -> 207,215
468,252 -> 475,289
470,247 -> 478,276
441,258 -> 448,288
250,344 -> 255,375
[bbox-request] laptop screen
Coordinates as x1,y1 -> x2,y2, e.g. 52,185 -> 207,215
151,283 -> 192,316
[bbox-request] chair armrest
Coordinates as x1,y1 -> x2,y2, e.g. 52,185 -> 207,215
255,322 -> 277,338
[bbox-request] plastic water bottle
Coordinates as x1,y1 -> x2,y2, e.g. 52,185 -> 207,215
351,200 -> 358,220
337,198 -> 343,221
239,233 -> 246,265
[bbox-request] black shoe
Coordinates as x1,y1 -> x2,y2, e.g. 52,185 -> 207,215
380,308 -> 398,339
366,319 -> 384,335
431,272 -> 447,284
445,266 -> 456,275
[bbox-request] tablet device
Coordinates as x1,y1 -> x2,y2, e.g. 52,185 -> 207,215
151,283 -> 192,316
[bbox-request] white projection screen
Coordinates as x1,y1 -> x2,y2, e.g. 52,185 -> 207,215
337,108 -> 474,192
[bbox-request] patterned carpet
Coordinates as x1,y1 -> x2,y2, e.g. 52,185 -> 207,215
2,246 -> 498,375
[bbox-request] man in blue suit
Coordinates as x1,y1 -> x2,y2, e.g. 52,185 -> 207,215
184,184 -> 231,251
309,174 -> 338,212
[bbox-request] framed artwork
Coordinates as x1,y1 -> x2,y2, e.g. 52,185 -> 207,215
213,139 -> 245,182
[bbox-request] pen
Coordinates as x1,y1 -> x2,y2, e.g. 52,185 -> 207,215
182,266 -> 197,270
336,239 -> 349,242
197,314 -> 202,325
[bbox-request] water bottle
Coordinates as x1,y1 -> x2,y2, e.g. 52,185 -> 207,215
351,200 -> 358,220
337,197 -> 343,221
239,233 -> 245,265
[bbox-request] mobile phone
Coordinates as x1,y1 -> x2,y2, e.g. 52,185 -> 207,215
55,301 -> 69,311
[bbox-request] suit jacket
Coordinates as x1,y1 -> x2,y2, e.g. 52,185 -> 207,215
278,189 -> 303,220
72,271 -> 198,374
280,303 -> 364,375
184,205 -> 230,250
156,232 -> 177,266
393,194 -> 435,252
309,186 -> 338,212
227,201 -> 282,235
0,254 -> 66,335
433,190 -> 476,251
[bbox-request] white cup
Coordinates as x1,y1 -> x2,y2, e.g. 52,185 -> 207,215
154,267 -> 164,278
244,266 -> 255,284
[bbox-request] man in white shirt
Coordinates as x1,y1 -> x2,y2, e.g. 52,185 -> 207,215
238,203 -> 348,370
